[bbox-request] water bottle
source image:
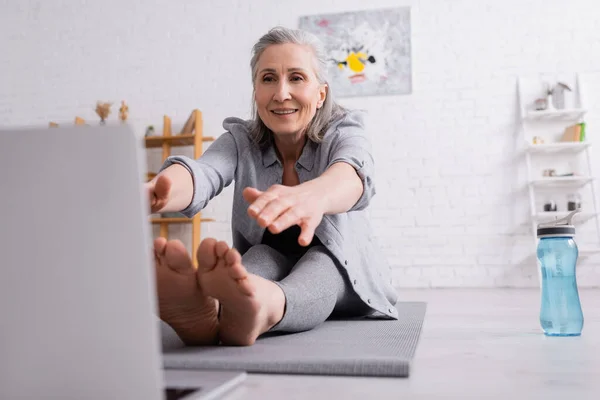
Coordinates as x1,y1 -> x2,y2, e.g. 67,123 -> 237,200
537,209 -> 584,336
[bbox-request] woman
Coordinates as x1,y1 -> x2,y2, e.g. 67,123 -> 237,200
148,26 -> 398,347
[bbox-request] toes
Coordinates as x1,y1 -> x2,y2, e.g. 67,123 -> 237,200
225,248 -> 242,266
164,240 -> 194,273
215,241 -> 230,259
154,237 -> 167,258
228,262 -> 248,280
196,238 -> 218,272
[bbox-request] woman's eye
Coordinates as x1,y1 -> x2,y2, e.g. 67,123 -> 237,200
262,76 -> 275,82
291,75 -> 304,82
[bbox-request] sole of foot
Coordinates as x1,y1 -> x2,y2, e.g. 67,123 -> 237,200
154,237 -> 219,345
195,239 -> 285,346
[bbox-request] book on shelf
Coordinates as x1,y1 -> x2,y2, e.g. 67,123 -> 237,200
560,122 -> 586,142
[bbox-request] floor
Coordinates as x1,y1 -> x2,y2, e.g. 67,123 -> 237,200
218,288 -> 600,400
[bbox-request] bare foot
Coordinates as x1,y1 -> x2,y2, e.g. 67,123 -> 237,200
154,237 -> 219,345
196,239 -> 286,346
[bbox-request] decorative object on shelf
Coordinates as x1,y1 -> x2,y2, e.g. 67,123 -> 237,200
178,110 -> 197,136
543,198 -> 558,212
545,83 -> 555,111
552,82 -> 572,109
119,101 -> 129,123
543,169 -> 556,177
567,193 -> 582,211
95,102 -> 112,124
534,98 -> 548,111
533,136 -> 545,144
561,123 -> 584,142
579,121 -> 587,142
145,125 -> 156,137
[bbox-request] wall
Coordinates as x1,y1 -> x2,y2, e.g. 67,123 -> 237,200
2,0 -> 600,287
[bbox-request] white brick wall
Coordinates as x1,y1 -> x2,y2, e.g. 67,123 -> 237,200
2,0 -> 600,287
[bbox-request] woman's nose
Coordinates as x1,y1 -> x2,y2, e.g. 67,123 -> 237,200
273,81 -> 292,102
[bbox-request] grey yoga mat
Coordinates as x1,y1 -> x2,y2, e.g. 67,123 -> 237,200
160,302 -> 426,378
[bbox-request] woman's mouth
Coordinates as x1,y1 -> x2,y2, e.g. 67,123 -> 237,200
271,109 -> 298,116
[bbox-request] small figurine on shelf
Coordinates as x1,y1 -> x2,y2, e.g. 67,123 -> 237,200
534,98 -> 548,111
543,199 -> 557,212
95,102 -> 112,124
567,193 -> 582,211
119,101 -> 129,123
145,125 -> 156,137
533,136 -> 545,144
533,83 -> 555,111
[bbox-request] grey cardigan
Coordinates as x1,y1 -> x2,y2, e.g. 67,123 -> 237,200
160,110 -> 398,320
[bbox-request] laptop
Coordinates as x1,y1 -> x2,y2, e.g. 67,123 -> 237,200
0,125 -> 245,399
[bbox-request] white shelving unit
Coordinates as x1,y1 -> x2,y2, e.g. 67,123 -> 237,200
518,73 -> 600,257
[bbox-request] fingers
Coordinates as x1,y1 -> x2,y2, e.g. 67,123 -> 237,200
267,207 -> 299,234
247,193 -> 275,218
298,218 -> 319,247
242,187 -> 263,208
256,196 -> 292,228
244,185 -> 320,244
149,175 -> 171,213
155,175 -> 171,201
246,187 -> 282,220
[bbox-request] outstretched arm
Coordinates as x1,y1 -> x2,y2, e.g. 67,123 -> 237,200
307,161 -> 363,214
147,131 -> 239,217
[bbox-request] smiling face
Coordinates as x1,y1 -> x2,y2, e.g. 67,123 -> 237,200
254,43 -> 327,138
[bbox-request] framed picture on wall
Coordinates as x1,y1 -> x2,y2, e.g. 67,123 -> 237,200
299,7 -> 412,98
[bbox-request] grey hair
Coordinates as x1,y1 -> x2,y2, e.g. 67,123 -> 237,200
249,26 -> 347,147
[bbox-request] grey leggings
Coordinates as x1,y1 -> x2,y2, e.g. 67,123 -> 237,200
241,244 -> 372,333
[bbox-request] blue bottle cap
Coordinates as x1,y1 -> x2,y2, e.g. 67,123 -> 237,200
537,209 -> 580,238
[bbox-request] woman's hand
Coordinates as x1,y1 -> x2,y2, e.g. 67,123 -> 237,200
146,174 -> 172,214
243,183 -> 327,246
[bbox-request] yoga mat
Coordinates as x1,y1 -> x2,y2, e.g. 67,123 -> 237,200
161,302 -> 426,378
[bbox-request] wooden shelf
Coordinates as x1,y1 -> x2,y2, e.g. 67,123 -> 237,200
150,217 -> 216,224
144,134 -> 215,149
